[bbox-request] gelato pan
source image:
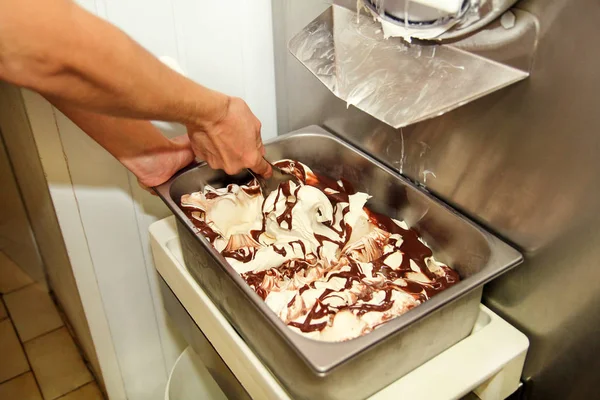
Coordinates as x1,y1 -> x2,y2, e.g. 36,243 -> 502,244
180,160 -> 460,341
155,127 -> 522,400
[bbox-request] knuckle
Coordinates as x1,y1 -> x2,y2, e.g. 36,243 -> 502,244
241,152 -> 253,162
224,166 -> 240,175
231,97 -> 245,109
234,148 -> 246,159
243,152 -> 260,167
207,157 -> 221,169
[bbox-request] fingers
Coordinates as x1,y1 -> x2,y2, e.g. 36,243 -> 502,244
223,165 -> 243,175
251,157 -> 272,178
255,124 -> 263,149
170,134 -> 191,147
187,97 -> 271,176
137,179 -> 157,196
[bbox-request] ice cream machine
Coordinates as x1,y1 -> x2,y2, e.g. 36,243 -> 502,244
288,0 -> 536,130
276,0 -> 600,398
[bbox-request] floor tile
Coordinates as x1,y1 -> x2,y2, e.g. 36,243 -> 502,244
0,319 -> 30,383
0,298 -> 7,321
0,372 -> 43,400
25,328 -> 93,400
56,382 -> 104,400
0,251 -> 33,294
4,284 -> 63,342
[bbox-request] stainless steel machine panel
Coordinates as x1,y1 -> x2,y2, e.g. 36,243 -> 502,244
272,1 -> 600,398
288,4 -> 528,129
155,128 -> 522,400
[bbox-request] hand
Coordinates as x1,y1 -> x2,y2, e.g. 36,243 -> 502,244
135,135 -> 195,189
187,96 -> 272,177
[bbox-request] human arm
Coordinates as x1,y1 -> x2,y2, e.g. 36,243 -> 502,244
51,100 -> 195,188
0,0 -> 270,176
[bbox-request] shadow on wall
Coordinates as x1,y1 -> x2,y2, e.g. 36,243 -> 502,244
0,130 -> 45,287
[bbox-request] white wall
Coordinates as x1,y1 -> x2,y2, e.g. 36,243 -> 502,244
21,1 -> 278,399
2,81 -> 106,393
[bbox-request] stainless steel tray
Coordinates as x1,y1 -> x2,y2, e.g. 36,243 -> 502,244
155,126 -> 523,400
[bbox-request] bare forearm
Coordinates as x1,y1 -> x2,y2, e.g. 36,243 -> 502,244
0,0 -> 227,127
52,100 -> 195,186
0,0 -> 269,177
53,102 -> 172,161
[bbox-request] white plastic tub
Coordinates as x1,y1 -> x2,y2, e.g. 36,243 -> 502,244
165,347 -> 227,400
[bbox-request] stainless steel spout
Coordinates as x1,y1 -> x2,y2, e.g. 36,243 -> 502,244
288,3 -> 531,128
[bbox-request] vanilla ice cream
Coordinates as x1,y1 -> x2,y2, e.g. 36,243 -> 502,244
180,160 -> 459,341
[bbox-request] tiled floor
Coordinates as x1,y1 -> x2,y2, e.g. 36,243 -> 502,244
0,251 -> 104,400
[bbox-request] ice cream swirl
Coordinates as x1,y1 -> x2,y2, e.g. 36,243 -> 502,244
181,160 -> 459,341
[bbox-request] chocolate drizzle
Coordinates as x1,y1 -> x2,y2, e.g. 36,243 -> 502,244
250,197 -> 268,242
241,258 -> 317,301
322,205 -> 352,242
222,248 -> 256,263
289,240 -> 307,258
288,289 -> 334,332
273,245 -> 287,257
314,234 -> 344,250
305,170 -> 356,204
275,182 -> 301,229
327,259 -> 364,289
244,270 -> 269,300
241,185 -> 261,196
181,159 -> 461,339
275,160 -> 307,184
181,207 -> 220,244
348,289 -> 394,316
365,209 -> 436,281
250,214 -> 266,242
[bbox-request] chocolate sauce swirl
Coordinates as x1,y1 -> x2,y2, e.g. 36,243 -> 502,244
181,159 -> 461,340
181,207 -> 220,244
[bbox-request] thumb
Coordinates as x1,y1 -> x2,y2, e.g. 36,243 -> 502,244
251,157 -> 272,178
